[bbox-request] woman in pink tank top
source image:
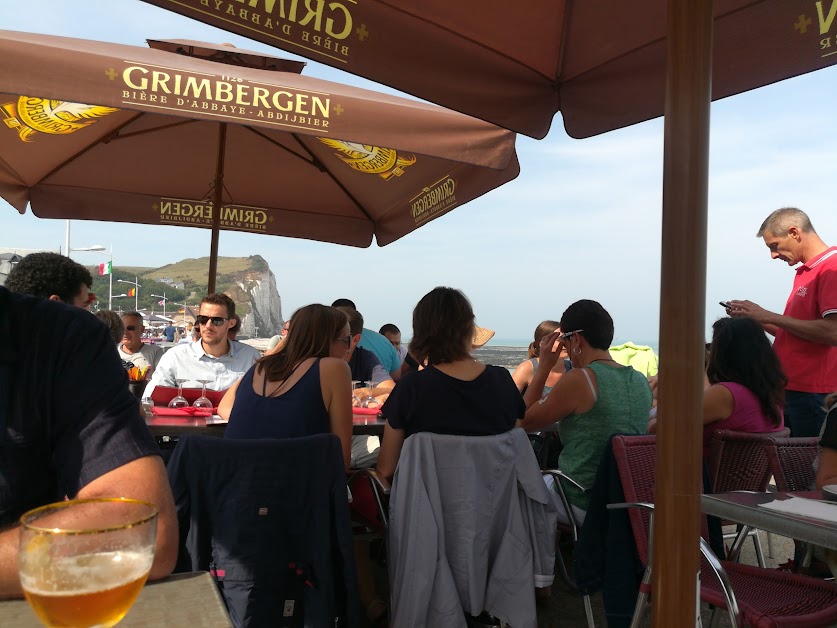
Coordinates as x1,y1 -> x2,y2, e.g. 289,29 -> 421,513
701,317 -> 787,457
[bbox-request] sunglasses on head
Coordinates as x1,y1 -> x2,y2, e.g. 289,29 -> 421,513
196,315 -> 229,326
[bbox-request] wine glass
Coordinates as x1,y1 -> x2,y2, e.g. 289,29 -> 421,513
168,376 -> 189,408
351,380 -> 363,407
19,498 -> 158,628
361,380 -> 379,409
192,378 -> 215,409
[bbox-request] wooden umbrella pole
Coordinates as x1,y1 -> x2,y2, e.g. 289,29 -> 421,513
207,122 -> 227,294
653,1 -> 713,625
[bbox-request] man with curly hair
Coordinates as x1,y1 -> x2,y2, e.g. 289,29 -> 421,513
5,252 -> 94,309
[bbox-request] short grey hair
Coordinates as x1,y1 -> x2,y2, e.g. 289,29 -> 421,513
757,207 -> 815,238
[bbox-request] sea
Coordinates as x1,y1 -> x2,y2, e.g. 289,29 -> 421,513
472,338 -> 660,371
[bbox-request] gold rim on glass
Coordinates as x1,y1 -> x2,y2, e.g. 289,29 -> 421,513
19,498 -> 158,535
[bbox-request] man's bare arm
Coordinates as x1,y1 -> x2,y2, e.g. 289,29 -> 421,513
0,526 -> 22,598
79,456 -> 178,581
0,456 -> 178,599
729,300 -> 837,345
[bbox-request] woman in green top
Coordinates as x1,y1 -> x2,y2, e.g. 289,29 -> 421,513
519,300 -> 653,524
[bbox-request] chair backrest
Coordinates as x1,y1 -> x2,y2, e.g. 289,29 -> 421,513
151,385 -> 226,406
388,428 -> 555,628
610,435 -> 658,567
764,436 -> 819,492
707,429 -> 789,494
167,433 -> 357,628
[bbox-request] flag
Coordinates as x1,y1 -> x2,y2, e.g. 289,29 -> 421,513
127,288 -> 136,297
158,299 -> 166,305
98,261 -> 112,276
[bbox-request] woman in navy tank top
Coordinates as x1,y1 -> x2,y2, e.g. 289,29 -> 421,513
219,304 -> 354,470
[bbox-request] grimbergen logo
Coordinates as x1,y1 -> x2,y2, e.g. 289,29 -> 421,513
166,0 -> 361,64
318,139 -> 416,180
794,1 -> 837,56
1,97 -> 117,142
157,197 -> 270,232
410,176 -> 457,226
119,65 -> 331,132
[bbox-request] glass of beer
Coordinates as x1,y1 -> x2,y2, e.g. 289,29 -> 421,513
18,498 -> 158,628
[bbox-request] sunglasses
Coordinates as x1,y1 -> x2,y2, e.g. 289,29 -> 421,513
195,315 -> 229,326
335,335 -> 352,347
125,325 -> 137,332
559,329 -> 583,340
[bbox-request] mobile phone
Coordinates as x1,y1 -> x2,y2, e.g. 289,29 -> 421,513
719,301 -> 732,309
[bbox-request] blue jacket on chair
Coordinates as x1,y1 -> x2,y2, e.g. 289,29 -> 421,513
167,434 -> 358,628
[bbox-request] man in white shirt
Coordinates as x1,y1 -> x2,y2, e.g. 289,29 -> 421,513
118,311 -> 163,372
144,294 -> 260,399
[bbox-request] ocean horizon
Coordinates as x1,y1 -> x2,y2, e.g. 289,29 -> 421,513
474,338 -> 660,370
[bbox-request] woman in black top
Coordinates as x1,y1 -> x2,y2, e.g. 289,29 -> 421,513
376,287 -> 524,479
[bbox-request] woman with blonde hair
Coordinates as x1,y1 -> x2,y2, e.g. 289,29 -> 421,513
219,304 -> 353,470
512,319 -> 570,396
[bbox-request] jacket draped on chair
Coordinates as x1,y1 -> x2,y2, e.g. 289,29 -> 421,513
388,428 -> 557,628
167,434 -> 358,628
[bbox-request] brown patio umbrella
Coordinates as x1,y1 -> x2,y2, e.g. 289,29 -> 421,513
128,3 -> 836,625
135,0 -> 836,139
0,30 -> 519,292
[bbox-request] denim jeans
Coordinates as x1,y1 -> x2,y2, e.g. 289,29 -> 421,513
784,390 -> 828,437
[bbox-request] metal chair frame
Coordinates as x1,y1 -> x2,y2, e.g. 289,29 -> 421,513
543,469 -> 595,628
612,434 -> 837,628
707,429 -> 790,567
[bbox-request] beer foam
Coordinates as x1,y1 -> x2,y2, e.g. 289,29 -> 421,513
21,550 -> 153,595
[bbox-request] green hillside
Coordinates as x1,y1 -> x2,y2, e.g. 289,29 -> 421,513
89,255 -> 267,315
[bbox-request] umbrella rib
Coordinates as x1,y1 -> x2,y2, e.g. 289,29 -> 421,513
104,118 -> 199,141
244,126 -> 373,221
37,112 -> 145,184
242,126 -> 319,167
562,0 -> 767,84
287,132 -> 374,222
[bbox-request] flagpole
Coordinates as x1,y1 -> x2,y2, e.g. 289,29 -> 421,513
109,244 -> 113,310
135,276 -> 139,310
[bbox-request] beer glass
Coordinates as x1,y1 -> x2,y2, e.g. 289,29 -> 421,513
19,498 -> 158,628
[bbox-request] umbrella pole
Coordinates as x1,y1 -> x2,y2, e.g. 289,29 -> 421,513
653,1 -> 713,626
208,123 -> 227,294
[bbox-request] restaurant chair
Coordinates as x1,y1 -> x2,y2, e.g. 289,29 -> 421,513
387,428 -> 557,628
542,468 -> 595,628
707,429 -> 790,567
167,434 -> 359,628
611,434 -> 837,628
764,436 -> 819,493
763,436 -> 820,571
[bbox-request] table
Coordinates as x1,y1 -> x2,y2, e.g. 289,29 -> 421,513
0,572 -> 231,627
701,490 -> 837,553
146,413 -> 386,448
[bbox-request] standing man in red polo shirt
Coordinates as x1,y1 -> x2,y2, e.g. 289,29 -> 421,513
729,207 -> 837,437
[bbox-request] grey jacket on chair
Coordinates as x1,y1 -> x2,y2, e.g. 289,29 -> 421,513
388,428 -> 557,628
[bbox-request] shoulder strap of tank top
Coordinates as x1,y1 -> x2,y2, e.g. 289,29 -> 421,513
581,367 -> 598,403
266,358 -> 311,398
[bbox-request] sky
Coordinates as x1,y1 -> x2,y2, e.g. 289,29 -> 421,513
4,1 -> 837,344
